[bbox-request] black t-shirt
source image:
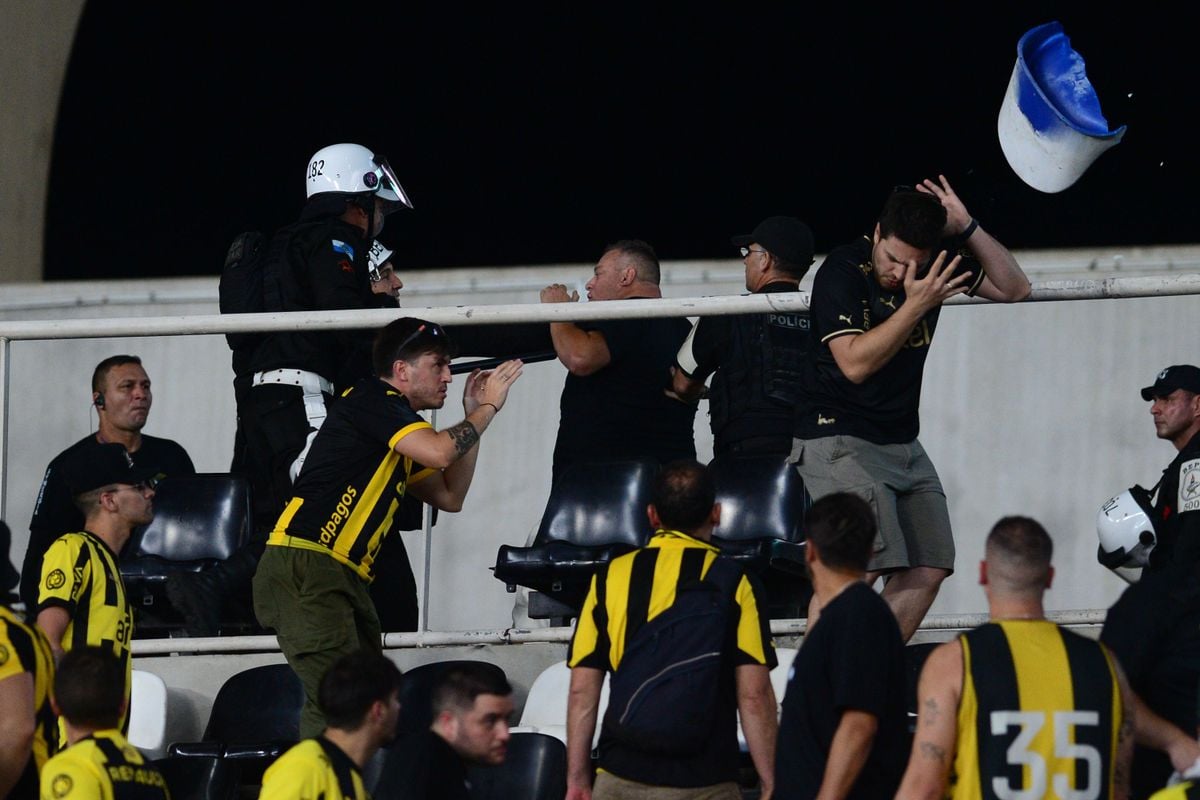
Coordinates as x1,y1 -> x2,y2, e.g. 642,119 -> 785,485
373,729 -> 471,800
796,236 -> 982,444
1101,563 -> 1200,797
553,310 -> 696,480
21,433 -> 195,612
775,582 -> 909,800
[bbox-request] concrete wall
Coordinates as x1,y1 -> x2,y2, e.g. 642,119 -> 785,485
0,0 -> 84,283
2,250 -> 1198,636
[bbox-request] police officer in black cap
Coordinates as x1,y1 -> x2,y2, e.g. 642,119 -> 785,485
1140,364 -> 1200,573
671,215 -> 815,457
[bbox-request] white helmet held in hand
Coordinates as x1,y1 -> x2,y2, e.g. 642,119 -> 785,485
305,143 -> 413,212
367,240 -> 393,283
1097,486 -> 1157,570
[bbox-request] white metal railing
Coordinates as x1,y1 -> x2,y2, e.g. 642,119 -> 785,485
3,272 -> 1200,344
4,273 -> 1198,652
128,609 -> 1108,656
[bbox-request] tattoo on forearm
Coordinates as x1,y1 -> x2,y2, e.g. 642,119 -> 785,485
1119,713 -> 1133,742
446,421 -> 480,456
919,741 -> 947,763
922,697 -> 941,725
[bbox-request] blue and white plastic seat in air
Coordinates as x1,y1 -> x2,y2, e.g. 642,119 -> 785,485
998,20 -> 1126,193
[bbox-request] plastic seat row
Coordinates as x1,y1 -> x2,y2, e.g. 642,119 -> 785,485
121,455 -> 810,636
139,660 -> 564,799
493,454 -> 813,621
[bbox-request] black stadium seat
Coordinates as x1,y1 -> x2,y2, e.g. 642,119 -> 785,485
119,473 -> 251,635
709,454 -> 812,618
167,663 -> 305,791
492,459 -> 658,618
152,755 -> 238,800
467,732 -> 567,800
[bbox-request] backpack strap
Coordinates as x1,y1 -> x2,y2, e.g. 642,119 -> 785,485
701,555 -> 744,602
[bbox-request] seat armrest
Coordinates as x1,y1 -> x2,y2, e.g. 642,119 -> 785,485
166,742 -> 223,759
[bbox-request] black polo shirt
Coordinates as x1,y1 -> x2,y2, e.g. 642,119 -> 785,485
552,308 -> 696,481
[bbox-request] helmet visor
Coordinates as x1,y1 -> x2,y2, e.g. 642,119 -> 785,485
370,156 -> 413,212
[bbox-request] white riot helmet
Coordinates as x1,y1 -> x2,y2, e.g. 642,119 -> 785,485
1097,486 -> 1157,570
305,143 -> 413,213
367,240 -> 393,283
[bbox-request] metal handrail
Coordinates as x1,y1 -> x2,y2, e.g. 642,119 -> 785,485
129,609 -> 1107,656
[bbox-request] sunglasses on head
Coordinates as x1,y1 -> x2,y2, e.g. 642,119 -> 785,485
396,323 -> 446,355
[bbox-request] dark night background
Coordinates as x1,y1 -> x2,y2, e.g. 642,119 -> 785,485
43,4 -> 1197,281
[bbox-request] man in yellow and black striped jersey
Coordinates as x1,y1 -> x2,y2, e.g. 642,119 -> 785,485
36,444 -> 154,747
260,649 -> 403,800
896,516 -> 1135,800
253,317 -> 524,737
565,459 -> 778,800
40,647 -> 169,800
1,520 -> 57,798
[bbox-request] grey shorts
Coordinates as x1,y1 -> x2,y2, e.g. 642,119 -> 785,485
790,435 -> 955,572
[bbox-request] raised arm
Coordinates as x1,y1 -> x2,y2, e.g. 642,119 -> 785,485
395,360 -> 523,471
828,251 -> 969,384
541,284 -> 611,375
895,640 -> 963,800
406,363 -> 522,511
918,175 -> 1030,303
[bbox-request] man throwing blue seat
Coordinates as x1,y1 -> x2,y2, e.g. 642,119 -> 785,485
792,176 -> 1030,640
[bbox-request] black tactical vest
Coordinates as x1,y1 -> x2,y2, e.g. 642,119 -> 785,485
709,309 -> 810,452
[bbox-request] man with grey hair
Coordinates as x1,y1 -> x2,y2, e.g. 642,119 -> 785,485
896,516 -> 1134,800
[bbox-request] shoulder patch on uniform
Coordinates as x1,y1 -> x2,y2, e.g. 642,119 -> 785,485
0,644 -> 9,666
1179,458 -> 1200,513
331,239 -> 356,260
45,569 -> 66,590
51,773 -> 73,798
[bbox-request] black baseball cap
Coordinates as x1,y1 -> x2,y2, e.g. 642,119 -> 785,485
1140,365 -> 1200,401
731,216 -> 815,268
60,443 -> 158,497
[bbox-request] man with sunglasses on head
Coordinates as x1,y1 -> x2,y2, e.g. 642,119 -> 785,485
792,176 -> 1030,642
36,443 -> 155,744
253,317 -> 523,738
170,144 -> 413,637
